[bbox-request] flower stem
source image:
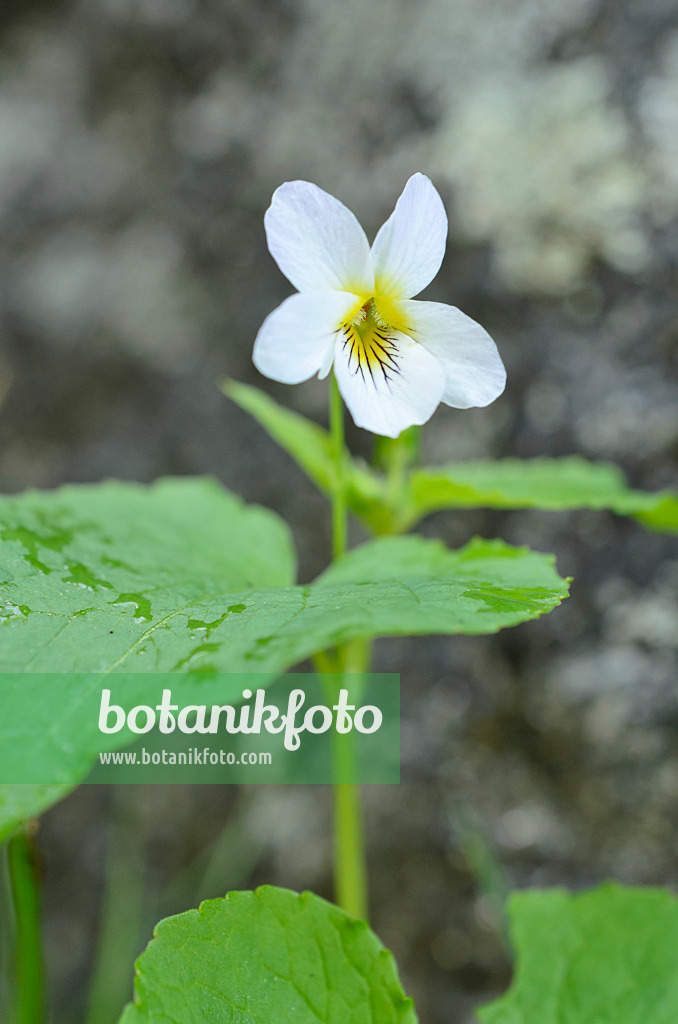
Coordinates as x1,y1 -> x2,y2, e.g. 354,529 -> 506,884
323,640 -> 371,921
373,426 -> 420,532
7,827 -> 44,1024
333,776 -> 367,920
326,373 -> 369,920
329,372 -> 347,561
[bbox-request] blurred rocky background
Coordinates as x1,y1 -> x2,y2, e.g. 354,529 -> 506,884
1,0 -> 678,1021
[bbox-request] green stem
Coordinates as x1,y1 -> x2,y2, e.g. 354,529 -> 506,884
330,372 -> 347,560
322,646 -> 370,922
0,847 -> 10,1022
374,427 -> 421,533
333,777 -> 367,920
7,827 -> 44,1024
326,373 -> 369,920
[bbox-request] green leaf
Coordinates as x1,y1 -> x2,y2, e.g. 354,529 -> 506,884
223,383 -> 678,536
317,536 -> 568,632
0,475 -> 296,835
0,479 -> 568,835
402,458 -> 678,534
0,484 -> 568,676
0,476 -> 295,673
119,886 -> 417,1024
478,883 -> 678,1024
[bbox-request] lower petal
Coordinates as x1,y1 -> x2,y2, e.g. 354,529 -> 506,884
253,291 -> 358,385
402,301 -> 506,408
334,331 -> 444,438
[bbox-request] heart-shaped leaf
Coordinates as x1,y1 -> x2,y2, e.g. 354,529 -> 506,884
119,886 -> 417,1024
0,479 -> 568,834
478,884 -> 678,1024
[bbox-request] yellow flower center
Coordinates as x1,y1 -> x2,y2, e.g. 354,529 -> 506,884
340,296 -> 410,384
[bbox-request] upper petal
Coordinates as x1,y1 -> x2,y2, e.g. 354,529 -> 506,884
402,300 -> 506,408
334,330 -> 445,438
371,173 -> 448,299
264,181 -> 374,294
253,291 -> 358,384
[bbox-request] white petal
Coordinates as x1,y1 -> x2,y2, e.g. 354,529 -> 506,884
402,300 -> 506,408
334,331 -> 445,438
371,173 -> 448,299
264,181 -> 374,294
253,291 -> 358,384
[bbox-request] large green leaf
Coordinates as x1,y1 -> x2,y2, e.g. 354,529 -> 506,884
0,476 -> 296,835
478,884 -> 678,1024
0,476 -> 294,673
223,383 -> 678,535
119,886 -> 417,1024
0,499 -> 568,674
0,479 -> 567,835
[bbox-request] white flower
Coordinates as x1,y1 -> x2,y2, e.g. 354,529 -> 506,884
253,173 -> 506,438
